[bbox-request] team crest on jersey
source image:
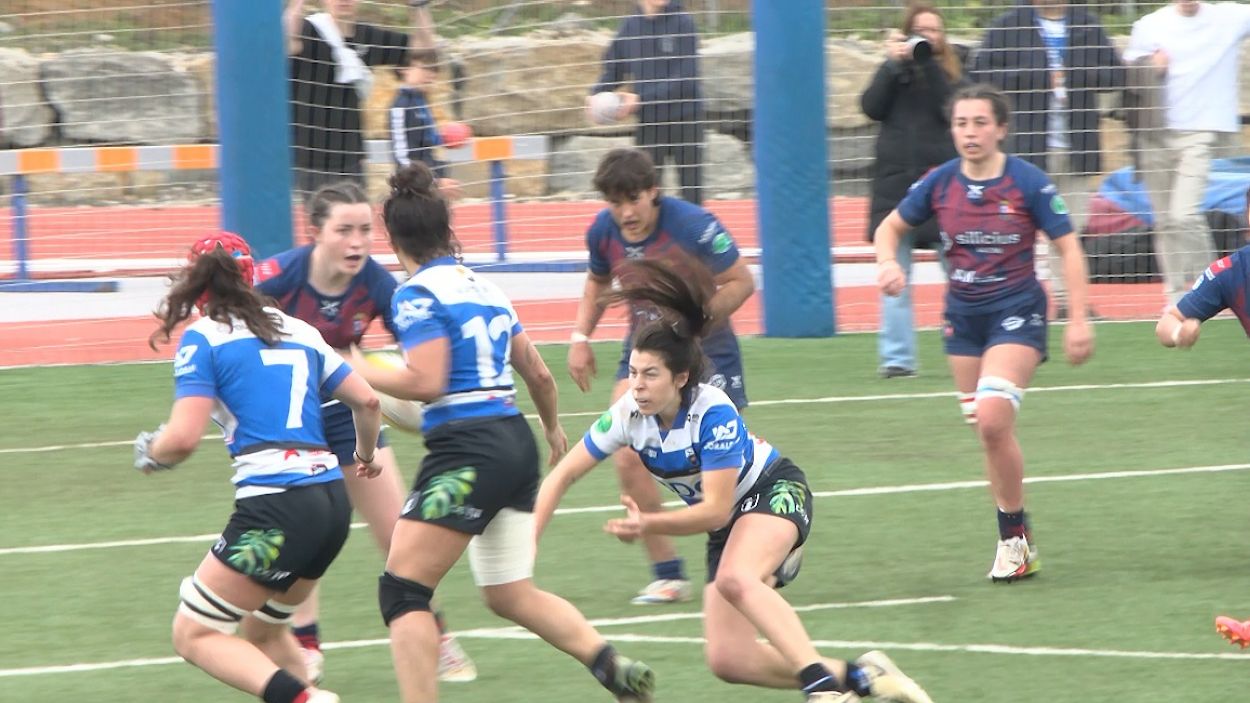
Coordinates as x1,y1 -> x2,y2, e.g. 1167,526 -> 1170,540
353,313 -> 367,336
684,447 -> 700,467
998,200 -> 1014,218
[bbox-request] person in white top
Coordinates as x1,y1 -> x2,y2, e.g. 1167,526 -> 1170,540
1124,0 -> 1250,303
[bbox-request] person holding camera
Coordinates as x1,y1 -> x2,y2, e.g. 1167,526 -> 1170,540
971,0 -> 1124,319
861,2 -> 966,379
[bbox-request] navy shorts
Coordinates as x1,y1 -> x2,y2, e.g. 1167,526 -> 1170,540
400,414 -> 539,535
706,457 -> 812,588
322,400 -> 389,468
615,339 -> 749,409
943,293 -> 1048,360
212,481 -> 352,591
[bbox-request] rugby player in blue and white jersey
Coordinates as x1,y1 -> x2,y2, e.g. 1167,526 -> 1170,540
535,260 -> 934,703
254,181 -> 475,683
350,163 -> 655,703
134,232 -> 383,703
875,83 -> 1095,583
568,147 -> 756,604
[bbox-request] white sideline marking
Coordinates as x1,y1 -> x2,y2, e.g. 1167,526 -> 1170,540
4,462 -> 1248,556
3,377 -> 1247,457
0,596 -> 953,678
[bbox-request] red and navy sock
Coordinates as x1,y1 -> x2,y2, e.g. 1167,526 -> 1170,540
292,623 -> 320,651
997,508 -> 1030,541
261,669 -> 309,703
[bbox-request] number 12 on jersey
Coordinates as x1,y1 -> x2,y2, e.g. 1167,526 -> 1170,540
461,313 -> 514,387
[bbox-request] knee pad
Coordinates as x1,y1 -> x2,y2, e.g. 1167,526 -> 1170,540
378,571 -> 434,627
252,598 -> 298,626
178,576 -> 246,635
959,392 -> 977,424
976,376 -> 1024,412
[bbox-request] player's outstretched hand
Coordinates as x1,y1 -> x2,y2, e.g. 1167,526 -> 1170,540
604,495 -> 644,543
1173,317 -> 1201,349
567,340 -> 598,393
133,425 -> 173,474
877,259 -> 907,297
1064,319 -> 1094,365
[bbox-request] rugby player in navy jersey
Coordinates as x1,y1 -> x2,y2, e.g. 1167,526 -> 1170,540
535,260 -> 934,703
568,147 -> 756,604
352,163 -> 655,703
1154,199 -> 1250,647
134,232 -> 383,703
254,181 -> 476,683
875,83 -> 1095,583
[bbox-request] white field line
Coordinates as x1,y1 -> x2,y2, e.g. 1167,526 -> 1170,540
3,462 -> 1248,557
0,596 -> 953,678
3,377 -> 1247,457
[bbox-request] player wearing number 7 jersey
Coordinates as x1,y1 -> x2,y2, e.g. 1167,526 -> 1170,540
133,232 -> 384,703
352,163 -> 656,703
534,260 -> 934,703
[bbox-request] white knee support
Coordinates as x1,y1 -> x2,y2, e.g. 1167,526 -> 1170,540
468,508 -> 536,587
178,576 -> 246,635
976,376 -> 1024,412
252,598 -> 299,626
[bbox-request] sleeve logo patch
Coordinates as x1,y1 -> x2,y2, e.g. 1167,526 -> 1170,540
1050,195 -> 1069,215
594,410 -> 613,433
711,232 -> 733,255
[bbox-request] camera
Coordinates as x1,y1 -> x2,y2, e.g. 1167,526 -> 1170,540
903,35 -> 933,62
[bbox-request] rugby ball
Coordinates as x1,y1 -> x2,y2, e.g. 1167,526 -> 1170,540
360,348 -> 424,434
588,91 -> 623,125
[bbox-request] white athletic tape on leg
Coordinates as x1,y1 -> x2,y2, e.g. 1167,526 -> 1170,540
178,576 -> 246,635
976,376 -> 1023,411
468,508 -> 535,587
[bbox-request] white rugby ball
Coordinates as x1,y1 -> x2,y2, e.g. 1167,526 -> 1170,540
588,91 -> 623,125
360,348 -> 424,434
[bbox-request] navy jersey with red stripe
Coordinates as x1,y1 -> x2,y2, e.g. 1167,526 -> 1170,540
586,195 -> 741,353
254,245 -> 398,349
1177,246 -> 1250,336
898,156 -> 1072,313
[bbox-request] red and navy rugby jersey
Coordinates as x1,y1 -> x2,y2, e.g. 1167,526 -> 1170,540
1177,246 -> 1250,336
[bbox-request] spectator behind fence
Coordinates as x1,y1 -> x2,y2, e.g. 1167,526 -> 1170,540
971,0 -> 1123,320
286,0 -> 436,200
861,2 -> 965,379
1124,0 -> 1250,304
590,0 -> 704,205
389,48 -> 462,201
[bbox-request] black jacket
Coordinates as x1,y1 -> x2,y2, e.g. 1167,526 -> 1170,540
970,5 -> 1124,175
591,1 -> 701,124
861,50 -> 965,245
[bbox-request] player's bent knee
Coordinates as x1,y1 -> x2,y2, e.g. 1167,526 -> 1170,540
177,575 -> 247,637
712,570 -> 755,605
378,571 -> 434,627
976,375 -> 1023,412
705,644 -> 749,683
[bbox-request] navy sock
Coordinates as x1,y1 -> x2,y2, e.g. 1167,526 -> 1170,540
997,508 -> 1029,540
588,644 -> 618,690
291,623 -> 319,651
798,663 -> 840,693
652,558 -> 686,581
845,662 -> 873,697
261,669 -> 308,703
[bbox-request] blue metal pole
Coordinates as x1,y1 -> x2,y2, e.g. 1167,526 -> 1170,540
13,175 -> 29,282
489,160 -> 508,261
751,0 -> 834,337
210,0 -> 292,259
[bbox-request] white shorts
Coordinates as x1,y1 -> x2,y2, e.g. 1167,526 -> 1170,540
467,507 -> 535,587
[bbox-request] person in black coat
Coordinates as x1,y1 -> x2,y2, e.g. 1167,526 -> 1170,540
861,2 -> 965,379
971,0 -> 1124,318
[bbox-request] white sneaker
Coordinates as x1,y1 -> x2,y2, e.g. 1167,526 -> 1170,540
630,579 -> 692,605
438,633 -> 478,683
854,650 -> 934,703
306,690 -> 339,703
301,647 -> 325,686
988,535 -> 1041,583
807,692 -> 861,702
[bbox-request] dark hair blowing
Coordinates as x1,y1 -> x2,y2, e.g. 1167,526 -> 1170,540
383,163 -> 459,265
307,180 -> 370,231
592,148 -> 658,201
149,248 -> 281,349
949,82 -> 1011,126
601,259 -> 714,403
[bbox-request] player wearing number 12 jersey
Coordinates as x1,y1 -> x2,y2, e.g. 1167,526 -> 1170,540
354,164 -> 656,703
133,232 -> 384,703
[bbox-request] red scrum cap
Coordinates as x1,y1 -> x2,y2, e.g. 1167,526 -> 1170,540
189,231 -> 255,285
